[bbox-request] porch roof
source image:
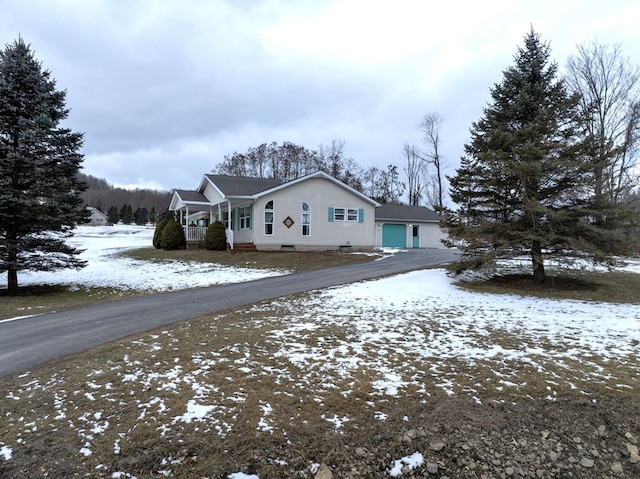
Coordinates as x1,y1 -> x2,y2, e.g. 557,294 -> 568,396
169,190 -> 210,211
175,190 -> 209,202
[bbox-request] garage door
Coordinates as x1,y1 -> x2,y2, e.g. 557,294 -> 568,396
382,223 -> 406,248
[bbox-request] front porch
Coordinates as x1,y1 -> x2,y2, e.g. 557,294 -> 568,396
182,225 -> 240,250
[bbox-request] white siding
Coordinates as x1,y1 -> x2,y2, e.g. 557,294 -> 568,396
253,177 -> 375,250
202,181 -> 225,204
420,223 -> 447,248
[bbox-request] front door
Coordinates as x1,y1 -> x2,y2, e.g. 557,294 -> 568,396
412,225 -> 420,248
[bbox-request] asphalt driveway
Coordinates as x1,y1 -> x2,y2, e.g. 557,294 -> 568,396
0,248 -> 459,377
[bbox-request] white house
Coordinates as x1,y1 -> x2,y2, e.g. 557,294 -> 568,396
86,207 -> 109,226
170,171 -> 379,251
169,171 -> 446,251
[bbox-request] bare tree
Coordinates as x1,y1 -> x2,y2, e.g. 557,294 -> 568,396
566,41 -> 640,207
417,112 -> 446,210
317,139 -> 364,191
403,143 -> 424,205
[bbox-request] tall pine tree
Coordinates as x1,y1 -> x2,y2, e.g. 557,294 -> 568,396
0,38 -> 87,292
443,29 -> 624,282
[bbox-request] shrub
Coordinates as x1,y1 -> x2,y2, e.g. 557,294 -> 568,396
160,220 -> 186,250
152,218 -> 170,249
204,221 -> 227,251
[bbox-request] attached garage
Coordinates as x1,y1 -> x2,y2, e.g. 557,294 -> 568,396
381,223 -> 407,248
375,204 -> 447,249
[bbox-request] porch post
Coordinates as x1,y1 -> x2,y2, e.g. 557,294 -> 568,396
226,200 -> 233,250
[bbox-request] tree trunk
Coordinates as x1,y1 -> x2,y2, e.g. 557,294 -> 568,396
531,239 -> 546,283
7,269 -> 18,293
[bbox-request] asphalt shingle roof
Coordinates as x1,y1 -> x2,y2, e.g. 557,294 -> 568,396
204,174 -> 282,196
175,190 -> 209,203
375,204 -> 441,222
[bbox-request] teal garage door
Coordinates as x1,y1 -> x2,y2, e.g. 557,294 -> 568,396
382,223 -> 406,248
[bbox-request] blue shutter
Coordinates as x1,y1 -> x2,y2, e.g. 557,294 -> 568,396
249,204 -> 253,230
358,208 -> 364,223
328,207 -> 334,222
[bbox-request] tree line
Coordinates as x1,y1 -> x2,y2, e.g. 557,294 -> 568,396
80,173 -> 172,225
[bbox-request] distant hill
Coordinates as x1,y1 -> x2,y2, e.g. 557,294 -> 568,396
79,173 -> 172,217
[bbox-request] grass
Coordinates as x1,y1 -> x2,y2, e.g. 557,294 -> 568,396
124,247 -> 373,271
0,285 -> 147,320
456,270 -> 640,304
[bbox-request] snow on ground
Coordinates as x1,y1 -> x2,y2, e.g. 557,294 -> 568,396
2,225 -> 639,478
13,225 -> 288,291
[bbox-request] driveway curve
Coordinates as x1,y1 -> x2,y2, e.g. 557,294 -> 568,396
0,248 -> 459,377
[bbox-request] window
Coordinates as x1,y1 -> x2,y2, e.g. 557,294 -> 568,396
264,201 -> 274,235
331,207 -> 361,222
238,206 -> 251,230
301,202 -> 310,236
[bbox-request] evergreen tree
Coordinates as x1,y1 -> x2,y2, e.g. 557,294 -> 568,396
443,29 -> 623,282
0,38 -> 86,292
107,205 -> 119,224
120,204 -> 133,225
149,206 -> 157,225
134,207 -> 149,225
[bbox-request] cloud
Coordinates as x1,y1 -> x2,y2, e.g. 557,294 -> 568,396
2,0 -> 639,192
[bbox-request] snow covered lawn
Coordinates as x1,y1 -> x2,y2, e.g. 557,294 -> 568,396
15,225 -> 288,291
0,225 -> 639,478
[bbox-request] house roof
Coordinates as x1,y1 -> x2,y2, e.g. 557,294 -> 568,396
174,190 -> 209,203
171,171 -> 380,211
375,204 -> 441,223
202,174 -> 282,196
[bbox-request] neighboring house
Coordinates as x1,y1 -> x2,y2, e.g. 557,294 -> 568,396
86,206 -> 109,226
374,204 -> 446,249
169,171 -> 379,251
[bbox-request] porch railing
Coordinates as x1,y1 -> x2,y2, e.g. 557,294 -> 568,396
184,226 -> 207,242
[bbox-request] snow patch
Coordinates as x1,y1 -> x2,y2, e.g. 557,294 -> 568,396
388,451 -> 424,477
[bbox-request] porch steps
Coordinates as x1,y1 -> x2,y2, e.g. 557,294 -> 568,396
232,242 -> 258,252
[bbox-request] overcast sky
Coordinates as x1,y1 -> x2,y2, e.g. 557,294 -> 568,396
3,1 -> 640,195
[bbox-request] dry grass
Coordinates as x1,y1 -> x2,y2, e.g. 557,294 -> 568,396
0,285 -> 147,320
457,270 -> 640,304
124,247 -> 373,272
